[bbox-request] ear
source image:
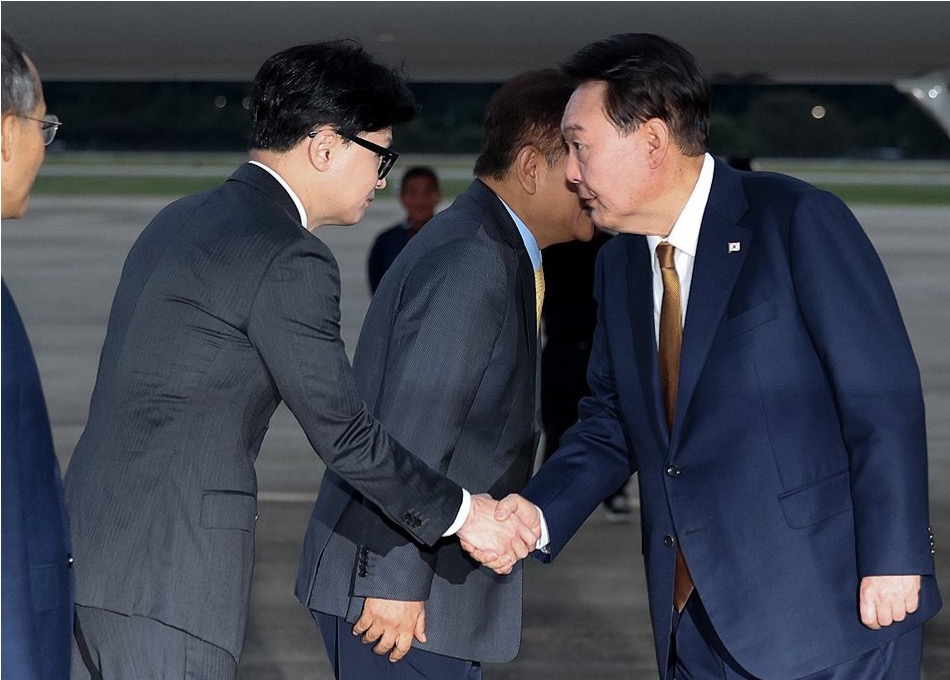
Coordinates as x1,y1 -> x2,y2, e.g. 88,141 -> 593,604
642,118 -> 670,169
515,145 -> 540,195
306,126 -> 337,172
1,113 -> 18,163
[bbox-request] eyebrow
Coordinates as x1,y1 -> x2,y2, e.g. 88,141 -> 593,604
561,123 -> 584,133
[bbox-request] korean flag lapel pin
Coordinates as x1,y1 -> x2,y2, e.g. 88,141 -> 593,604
727,241 -> 741,253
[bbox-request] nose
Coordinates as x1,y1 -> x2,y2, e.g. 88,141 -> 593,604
565,151 -> 582,185
376,177 -> 387,190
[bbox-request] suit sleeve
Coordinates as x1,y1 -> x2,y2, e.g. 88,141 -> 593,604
789,189 -> 934,576
523,249 -> 636,560
246,237 -> 463,547
352,238 -> 509,601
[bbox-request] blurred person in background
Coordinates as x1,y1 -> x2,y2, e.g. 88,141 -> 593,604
368,165 -> 442,294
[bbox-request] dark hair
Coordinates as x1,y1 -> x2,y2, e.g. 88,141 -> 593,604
249,40 -> 418,152
562,33 -> 710,156
400,166 -> 440,194
474,69 -> 575,180
2,29 -> 40,116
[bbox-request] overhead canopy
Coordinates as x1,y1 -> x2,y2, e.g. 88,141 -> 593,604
4,1 -> 949,84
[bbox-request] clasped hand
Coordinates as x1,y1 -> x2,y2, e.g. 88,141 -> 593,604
353,597 -> 426,662
859,574 -> 921,629
457,493 -> 541,574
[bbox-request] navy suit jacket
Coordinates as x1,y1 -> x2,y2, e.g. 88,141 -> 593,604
1,279 -> 73,680
367,221 -> 414,294
524,159 -> 941,679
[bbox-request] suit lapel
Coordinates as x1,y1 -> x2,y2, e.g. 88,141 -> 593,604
622,236 -> 669,451
467,180 -> 537,361
672,164 -> 751,448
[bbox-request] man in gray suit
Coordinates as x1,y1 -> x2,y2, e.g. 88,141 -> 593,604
295,69 -> 595,679
64,41 -> 539,680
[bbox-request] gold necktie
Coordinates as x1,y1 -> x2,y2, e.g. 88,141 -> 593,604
535,265 -> 545,333
657,242 -> 694,612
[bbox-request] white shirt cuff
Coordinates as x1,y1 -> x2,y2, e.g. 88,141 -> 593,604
443,488 -> 472,537
536,507 -> 551,552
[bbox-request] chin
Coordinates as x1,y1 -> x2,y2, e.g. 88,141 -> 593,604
577,221 -> 596,242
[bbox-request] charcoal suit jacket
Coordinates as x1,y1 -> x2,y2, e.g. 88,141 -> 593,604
523,159 -> 941,679
296,179 -> 540,663
63,163 -> 463,661
2,280 -> 73,680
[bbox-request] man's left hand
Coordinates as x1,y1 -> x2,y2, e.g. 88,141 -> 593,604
859,574 -> 921,629
352,597 -> 426,662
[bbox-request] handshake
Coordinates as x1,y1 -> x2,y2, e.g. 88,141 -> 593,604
456,493 -> 544,574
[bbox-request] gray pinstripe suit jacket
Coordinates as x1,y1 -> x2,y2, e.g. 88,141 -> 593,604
63,163 -> 463,661
296,179 -> 541,663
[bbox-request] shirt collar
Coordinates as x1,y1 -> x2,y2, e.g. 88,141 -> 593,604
248,160 -> 309,228
646,152 -> 714,256
499,199 -> 542,271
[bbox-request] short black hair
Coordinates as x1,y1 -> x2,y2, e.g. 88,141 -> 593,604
562,33 -> 710,156
400,166 -> 440,194
474,69 -> 575,180
249,40 -> 418,152
2,29 -> 40,116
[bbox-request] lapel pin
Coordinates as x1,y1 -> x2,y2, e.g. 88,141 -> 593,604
728,242 -> 741,253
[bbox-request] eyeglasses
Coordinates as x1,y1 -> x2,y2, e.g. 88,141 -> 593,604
309,129 -> 399,180
17,113 -> 62,146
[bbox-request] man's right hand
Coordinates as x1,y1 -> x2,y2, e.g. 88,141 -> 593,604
457,493 -> 540,574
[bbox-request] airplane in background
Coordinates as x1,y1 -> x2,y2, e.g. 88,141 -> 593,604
3,1 -> 949,135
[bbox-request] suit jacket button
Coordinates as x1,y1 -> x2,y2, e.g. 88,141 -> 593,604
67,553 -> 74,568
666,465 -> 681,478
664,535 -> 675,547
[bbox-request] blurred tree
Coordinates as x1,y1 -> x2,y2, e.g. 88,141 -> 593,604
42,81 -> 949,158
742,90 -> 854,157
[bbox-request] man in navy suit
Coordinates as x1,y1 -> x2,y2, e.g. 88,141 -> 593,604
1,29 -> 72,680
485,33 -> 941,679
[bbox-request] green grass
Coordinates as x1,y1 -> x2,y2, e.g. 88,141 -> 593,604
31,174 -> 950,205
32,175 -> 225,197
30,153 -> 950,205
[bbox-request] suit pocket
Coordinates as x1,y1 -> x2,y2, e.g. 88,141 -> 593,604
715,300 -> 777,343
200,490 -> 257,531
778,471 -> 852,529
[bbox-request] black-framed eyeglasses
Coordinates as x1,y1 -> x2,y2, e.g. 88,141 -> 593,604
309,129 -> 399,180
16,113 -> 61,146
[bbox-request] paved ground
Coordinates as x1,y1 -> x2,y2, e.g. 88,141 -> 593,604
2,165 -> 948,679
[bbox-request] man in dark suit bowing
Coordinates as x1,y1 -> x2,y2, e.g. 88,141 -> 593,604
1,29 -> 72,680
296,69 -> 594,679
488,33 -> 941,680
64,41 -> 538,680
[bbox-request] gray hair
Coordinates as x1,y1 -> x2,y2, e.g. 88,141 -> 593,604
2,30 -> 39,115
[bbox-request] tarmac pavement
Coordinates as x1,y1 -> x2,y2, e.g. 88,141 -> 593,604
2,173 -> 948,679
